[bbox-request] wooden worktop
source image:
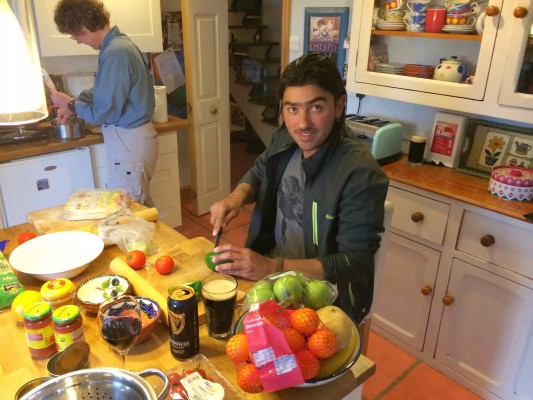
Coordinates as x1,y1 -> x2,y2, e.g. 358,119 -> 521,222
0,115 -> 189,163
382,156 -> 533,222
0,208 -> 375,399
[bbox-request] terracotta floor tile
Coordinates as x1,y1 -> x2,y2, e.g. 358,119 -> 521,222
174,215 -> 211,240
382,363 -> 483,400
363,331 -> 417,399
222,224 -> 250,246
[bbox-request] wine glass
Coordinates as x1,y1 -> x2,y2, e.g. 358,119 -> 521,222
98,295 -> 142,370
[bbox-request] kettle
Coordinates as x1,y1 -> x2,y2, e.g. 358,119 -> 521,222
433,56 -> 468,83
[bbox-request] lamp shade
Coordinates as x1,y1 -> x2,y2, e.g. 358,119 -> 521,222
0,0 -> 48,125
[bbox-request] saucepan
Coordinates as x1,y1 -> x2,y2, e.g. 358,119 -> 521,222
51,117 -> 85,141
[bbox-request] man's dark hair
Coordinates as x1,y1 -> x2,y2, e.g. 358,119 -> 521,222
277,53 -> 347,127
54,0 -> 110,35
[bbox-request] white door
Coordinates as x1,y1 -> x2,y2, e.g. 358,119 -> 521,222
372,232 -> 440,352
182,0 -> 230,215
435,258 -> 533,400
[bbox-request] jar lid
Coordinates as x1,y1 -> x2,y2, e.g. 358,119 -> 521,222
23,301 -> 52,320
52,305 -> 81,324
41,278 -> 75,301
47,341 -> 90,377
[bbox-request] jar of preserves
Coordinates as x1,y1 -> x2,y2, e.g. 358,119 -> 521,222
23,302 -> 57,359
41,278 -> 76,310
52,305 -> 85,351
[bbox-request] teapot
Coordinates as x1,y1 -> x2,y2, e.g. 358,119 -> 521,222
433,56 -> 468,83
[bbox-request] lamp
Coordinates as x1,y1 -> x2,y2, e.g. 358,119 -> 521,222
0,0 -> 48,125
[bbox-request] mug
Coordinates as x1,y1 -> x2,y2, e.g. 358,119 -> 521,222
425,6 -> 446,32
383,0 -> 404,10
407,0 -> 431,14
384,9 -> 406,21
446,13 -> 476,25
403,13 -> 426,31
445,0 -> 479,15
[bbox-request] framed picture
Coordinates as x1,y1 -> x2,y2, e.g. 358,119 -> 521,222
303,7 -> 349,75
457,119 -> 533,178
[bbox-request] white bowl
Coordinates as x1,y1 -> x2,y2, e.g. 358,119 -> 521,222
9,231 -> 104,281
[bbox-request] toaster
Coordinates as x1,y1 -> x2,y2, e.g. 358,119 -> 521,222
346,114 -> 404,165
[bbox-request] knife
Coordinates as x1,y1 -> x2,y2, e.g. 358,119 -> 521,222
214,227 -> 223,248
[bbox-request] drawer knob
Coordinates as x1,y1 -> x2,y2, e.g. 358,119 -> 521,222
480,234 -> 495,247
421,285 -> 433,296
485,5 -> 500,16
442,295 -> 455,306
513,7 -> 528,18
411,212 -> 424,223
210,106 -> 218,115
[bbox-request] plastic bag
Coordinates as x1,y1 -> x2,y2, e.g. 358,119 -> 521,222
242,270 -> 338,311
98,210 -> 156,254
0,248 -> 25,310
61,188 -> 131,221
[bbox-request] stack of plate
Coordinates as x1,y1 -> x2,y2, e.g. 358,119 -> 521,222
376,20 -> 406,31
376,63 -> 405,75
442,24 -> 477,34
403,64 -> 435,79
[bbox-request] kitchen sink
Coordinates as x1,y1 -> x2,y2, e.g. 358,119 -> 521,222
0,125 -> 52,145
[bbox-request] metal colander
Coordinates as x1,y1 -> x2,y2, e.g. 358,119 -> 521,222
20,368 -> 169,400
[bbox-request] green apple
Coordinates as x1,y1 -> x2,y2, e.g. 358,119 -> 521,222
272,275 -> 303,305
303,279 -> 335,309
204,251 -> 232,271
253,279 -> 273,291
246,287 -> 276,304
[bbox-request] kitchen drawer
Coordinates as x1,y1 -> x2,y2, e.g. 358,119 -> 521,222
387,186 -> 450,245
456,209 -> 533,278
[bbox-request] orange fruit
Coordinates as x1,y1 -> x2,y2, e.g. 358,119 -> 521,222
295,350 -> 320,380
308,328 -> 337,359
237,363 -> 263,393
226,333 -> 250,363
282,327 -> 306,353
290,307 -> 320,335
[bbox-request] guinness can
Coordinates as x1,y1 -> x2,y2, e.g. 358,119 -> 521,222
168,286 -> 199,360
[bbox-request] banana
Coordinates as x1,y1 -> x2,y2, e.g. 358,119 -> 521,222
315,323 -> 359,379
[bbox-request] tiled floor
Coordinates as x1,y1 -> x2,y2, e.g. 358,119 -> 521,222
176,139 -> 482,400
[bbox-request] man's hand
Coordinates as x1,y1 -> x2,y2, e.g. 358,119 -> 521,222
210,244 -> 276,281
55,107 -> 73,124
209,195 -> 243,237
49,89 -> 72,109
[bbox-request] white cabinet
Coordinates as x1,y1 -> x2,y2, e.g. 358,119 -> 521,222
373,182 -> 533,400
90,131 -> 182,228
32,0 -> 163,57
346,0 -> 533,124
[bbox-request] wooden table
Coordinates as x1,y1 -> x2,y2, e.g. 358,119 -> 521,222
0,211 -> 375,399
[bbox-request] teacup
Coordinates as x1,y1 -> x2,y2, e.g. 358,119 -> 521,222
384,9 -> 406,21
445,0 -> 479,15
383,0 -> 404,10
407,0 -> 431,14
403,13 -> 426,31
446,12 -> 476,25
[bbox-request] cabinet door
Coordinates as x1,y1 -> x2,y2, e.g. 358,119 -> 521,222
33,0 -> 162,57
372,233 -> 440,352
435,258 -> 533,400
349,0 -> 501,100
498,0 -> 533,110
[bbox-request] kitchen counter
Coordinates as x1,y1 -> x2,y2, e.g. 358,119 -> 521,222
0,115 -> 189,163
0,206 -> 375,399
382,156 -> 533,222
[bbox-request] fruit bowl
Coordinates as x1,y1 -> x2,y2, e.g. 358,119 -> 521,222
135,296 -> 162,345
232,310 -> 363,387
75,274 -> 133,314
9,231 -> 104,281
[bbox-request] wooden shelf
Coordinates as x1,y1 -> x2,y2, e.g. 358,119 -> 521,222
372,29 -> 482,41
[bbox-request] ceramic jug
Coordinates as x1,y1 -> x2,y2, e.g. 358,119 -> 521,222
433,56 -> 468,83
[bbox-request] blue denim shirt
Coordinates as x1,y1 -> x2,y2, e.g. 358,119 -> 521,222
76,26 -> 154,128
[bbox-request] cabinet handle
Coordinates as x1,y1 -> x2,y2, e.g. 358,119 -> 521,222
485,5 -> 500,16
480,234 -> 495,247
513,7 -> 528,18
421,285 -> 433,296
411,212 -> 424,223
210,107 -> 218,115
442,295 -> 455,305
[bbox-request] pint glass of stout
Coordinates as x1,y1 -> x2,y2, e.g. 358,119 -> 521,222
202,274 -> 238,339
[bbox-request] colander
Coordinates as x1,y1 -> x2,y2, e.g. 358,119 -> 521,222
20,368 -> 169,400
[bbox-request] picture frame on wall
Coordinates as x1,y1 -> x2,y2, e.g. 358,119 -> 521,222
457,119 -> 533,178
303,7 -> 349,75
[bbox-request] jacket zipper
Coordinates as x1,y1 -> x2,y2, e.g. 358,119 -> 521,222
312,201 -> 318,250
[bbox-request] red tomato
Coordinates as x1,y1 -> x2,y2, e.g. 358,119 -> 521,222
126,250 -> 146,270
169,384 -> 188,400
167,372 -> 181,386
183,368 -> 206,379
154,255 -> 174,275
18,231 -> 36,245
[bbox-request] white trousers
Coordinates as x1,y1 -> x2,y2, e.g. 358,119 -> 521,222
101,121 -> 159,207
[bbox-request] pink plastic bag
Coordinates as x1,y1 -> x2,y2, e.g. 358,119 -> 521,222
243,301 -> 305,392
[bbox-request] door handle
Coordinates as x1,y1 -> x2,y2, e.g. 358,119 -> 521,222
210,107 -> 218,115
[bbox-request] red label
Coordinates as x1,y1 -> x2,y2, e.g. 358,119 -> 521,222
431,121 -> 458,156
